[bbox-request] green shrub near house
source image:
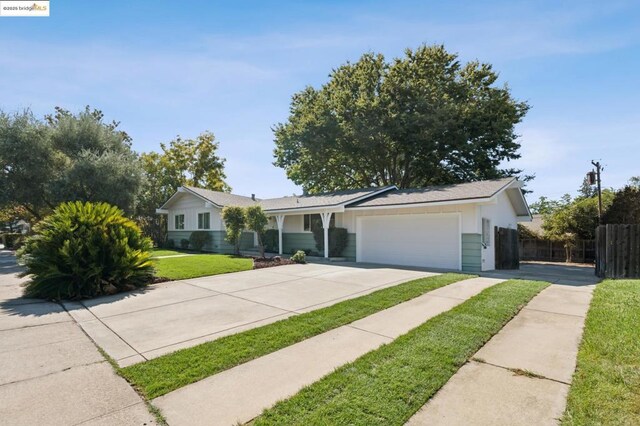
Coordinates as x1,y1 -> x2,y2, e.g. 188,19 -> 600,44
189,231 -> 211,252
312,227 -> 349,256
263,229 -> 279,253
17,201 -> 154,300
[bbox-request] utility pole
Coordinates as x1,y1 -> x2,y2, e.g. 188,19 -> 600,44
589,160 -> 603,224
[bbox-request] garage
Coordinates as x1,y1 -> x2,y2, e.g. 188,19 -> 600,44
356,213 -> 461,270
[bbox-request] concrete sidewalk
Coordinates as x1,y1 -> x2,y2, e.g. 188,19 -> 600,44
153,276 -> 504,426
63,263 -> 434,366
0,251 -> 154,426
406,283 -> 594,426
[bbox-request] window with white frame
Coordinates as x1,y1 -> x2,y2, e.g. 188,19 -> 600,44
482,218 -> 491,247
175,214 -> 185,230
198,212 -> 210,230
303,214 -> 335,232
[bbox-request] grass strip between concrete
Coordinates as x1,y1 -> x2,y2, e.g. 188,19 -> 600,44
120,272 -> 470,399
252,279 -> 548,426
153,254 -> 253,280
562,279 -> 640,425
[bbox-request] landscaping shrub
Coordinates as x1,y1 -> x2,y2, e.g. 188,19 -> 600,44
17,201 -> 154,300
180,239 -> 190,250
2,232 -> 25,250
189,231 -> 211,252
263,229 -> 279,253
165,239 -> 175,249
312,227 -> 349,256
291,250 -> 306,264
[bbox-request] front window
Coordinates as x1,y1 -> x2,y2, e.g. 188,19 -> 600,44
198,212 -> 210,230
303,214 -> 334,232
175,214 -> 185,230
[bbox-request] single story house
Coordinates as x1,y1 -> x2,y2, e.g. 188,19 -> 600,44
156,177 -> 531,272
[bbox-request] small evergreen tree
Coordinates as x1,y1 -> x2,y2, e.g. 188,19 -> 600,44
221,206 -> 245,255
245,206 -> 268,258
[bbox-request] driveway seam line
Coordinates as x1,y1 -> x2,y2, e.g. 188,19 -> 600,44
345,324 -> 394,340
470,359 -> 571,386
67,302 -> 148,362
71,401 -> 144,426
0,318 -> 72,332
139,311 -> 293,356
522,307 -> 586,319
0,359 -> 107,388
291,275 -> 437,312
88,292 -> 223,320
0,336 -> 86,355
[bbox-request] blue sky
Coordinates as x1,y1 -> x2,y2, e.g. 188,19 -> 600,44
1,0 -> 639,200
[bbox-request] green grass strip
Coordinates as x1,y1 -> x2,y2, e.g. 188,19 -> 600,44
562,279 -> 640,426
153,254 -> 253,280
120,273 -> 470,399
253,279 -> 548,426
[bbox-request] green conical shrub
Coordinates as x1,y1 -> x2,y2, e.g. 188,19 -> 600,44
17,201 -> 154,300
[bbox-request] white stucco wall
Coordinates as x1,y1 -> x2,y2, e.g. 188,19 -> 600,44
341,204 -> 479,234
478,191 -> 519,271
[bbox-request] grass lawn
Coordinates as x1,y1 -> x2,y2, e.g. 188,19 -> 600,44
150,248 -> 188,257
562,279 -> 640,425
252,279 -> 548,426
120,273 -> 470,399
153,254 -> 253,280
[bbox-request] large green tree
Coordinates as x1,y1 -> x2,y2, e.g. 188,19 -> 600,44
136,132 -> 229,243
0,107 -> 141,219
273,45 -> 530,192
602,185 -> 640,224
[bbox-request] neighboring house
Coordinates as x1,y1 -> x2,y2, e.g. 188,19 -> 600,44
520,214 -> 544,237
2,219 -> 31,234
157,177 -> 531,272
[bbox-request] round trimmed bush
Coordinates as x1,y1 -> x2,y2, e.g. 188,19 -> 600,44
17,201 -> 154,300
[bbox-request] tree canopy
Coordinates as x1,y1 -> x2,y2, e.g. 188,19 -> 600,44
0,107 -> 141,218
273,44 -> 530,193
136,132 -> 229,242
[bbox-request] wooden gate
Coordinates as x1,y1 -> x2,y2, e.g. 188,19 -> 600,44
595,224 -> 640,278
495,227 -> 519,270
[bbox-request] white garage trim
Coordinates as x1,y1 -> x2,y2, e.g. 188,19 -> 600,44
356,212 -> 462,270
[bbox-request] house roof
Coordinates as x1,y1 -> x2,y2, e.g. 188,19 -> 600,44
160,177 -> 530,218
347,178 -> 516,208
259,187 -> 396,212
184,186 -> 258,208
520,214 -> 544,236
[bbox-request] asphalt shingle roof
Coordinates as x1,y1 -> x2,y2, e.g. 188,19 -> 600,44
180,178 -> 517,211
184,187 -> 258,207
346,178 -> 516,208
260,187 -> 394,211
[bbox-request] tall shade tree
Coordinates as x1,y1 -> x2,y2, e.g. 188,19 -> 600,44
602,185 -> 640,224
0,107 -> 141,219
273,45 -> 530,193
136,131 -> 230,243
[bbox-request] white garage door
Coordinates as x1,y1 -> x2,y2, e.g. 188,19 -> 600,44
357,213 -> 461,270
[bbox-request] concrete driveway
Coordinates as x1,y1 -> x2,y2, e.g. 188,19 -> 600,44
62,263 -> 435,366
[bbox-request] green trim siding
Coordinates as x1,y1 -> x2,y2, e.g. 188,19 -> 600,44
281,232 -> 356,260
167,231 -> 254,254
282,233 -> 316,255
462,233 -> 482,272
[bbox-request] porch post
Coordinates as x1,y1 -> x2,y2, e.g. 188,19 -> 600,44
275,215 -> 285,255
320,212 -> 333,258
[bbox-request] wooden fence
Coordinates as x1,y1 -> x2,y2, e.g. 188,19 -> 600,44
519,239 -> 595,264
495,227 -> 519,270
595,224 -> 640,278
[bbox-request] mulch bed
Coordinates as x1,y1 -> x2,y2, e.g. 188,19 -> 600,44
252,256 -> 295,269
